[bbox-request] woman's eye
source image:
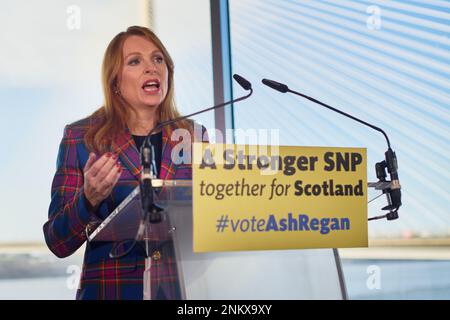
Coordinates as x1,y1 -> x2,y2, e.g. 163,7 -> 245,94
128,58 -> 140,65
153,55 -> 164,64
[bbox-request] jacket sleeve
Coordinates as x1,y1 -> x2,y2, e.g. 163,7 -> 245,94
43,125 -> 94,258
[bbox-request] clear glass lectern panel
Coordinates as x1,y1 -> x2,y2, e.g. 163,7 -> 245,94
87,181 -> 192,242
89,180 -> 344,299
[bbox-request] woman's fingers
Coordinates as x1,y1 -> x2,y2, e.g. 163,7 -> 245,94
95,155 -> 119,182
84,153 -> 97,171
101,163 -> 122,193
83,152 -> 123,207
86,152 -> 113,178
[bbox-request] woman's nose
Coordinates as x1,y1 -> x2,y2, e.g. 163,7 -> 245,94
143,61 -> 157,74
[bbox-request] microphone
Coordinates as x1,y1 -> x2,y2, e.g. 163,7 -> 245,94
110,74 -> 253,259
262,78 -> 401,221
233,74 -> 252,91
261,79 -> 288,93
140,74 -> 253,223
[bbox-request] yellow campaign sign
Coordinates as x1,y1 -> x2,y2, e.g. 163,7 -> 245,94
193,143 -> 368,252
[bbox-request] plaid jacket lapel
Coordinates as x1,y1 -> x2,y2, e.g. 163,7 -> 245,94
112,127 -> 141,180
112,126 -> 178,181
160,125 -> 176,180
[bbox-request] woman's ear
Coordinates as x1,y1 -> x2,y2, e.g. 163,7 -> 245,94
113,79 -> 121,95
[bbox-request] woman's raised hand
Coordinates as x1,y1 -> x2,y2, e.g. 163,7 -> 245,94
83,152 -> 122,208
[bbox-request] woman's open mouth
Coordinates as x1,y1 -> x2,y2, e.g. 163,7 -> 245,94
141,79 -> 161,93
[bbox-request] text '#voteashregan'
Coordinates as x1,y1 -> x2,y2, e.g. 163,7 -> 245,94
215,213 -> 350,234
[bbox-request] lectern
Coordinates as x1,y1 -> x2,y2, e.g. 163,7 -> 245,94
88,180 -> 347,299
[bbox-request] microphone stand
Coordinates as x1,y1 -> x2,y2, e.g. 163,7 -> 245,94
140,75 -> 253,225
262,79 -> 401,222
109,74 -> 253,259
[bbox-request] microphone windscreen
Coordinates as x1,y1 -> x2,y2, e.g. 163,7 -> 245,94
233,74 -> 252,90
262,79 -> 289,93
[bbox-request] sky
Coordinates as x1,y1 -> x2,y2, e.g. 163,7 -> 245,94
0,0 -> 148,242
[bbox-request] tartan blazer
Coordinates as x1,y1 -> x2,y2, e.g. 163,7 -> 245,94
43,115 -> 204,300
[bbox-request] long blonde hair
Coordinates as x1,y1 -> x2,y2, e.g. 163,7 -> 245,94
85,26 -> 190,153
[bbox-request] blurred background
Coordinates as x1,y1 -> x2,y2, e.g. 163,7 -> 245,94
0,0 -> 448,299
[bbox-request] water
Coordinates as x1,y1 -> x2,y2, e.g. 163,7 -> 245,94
341,259 -> 450,300
0,253 -> 449,299
0,252 -> 82,300
0,277 -> 77,300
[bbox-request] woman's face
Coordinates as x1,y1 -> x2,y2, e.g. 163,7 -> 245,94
119,35 -> 169,111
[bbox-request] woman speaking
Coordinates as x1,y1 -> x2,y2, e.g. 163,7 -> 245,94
43,26 -> 204,300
